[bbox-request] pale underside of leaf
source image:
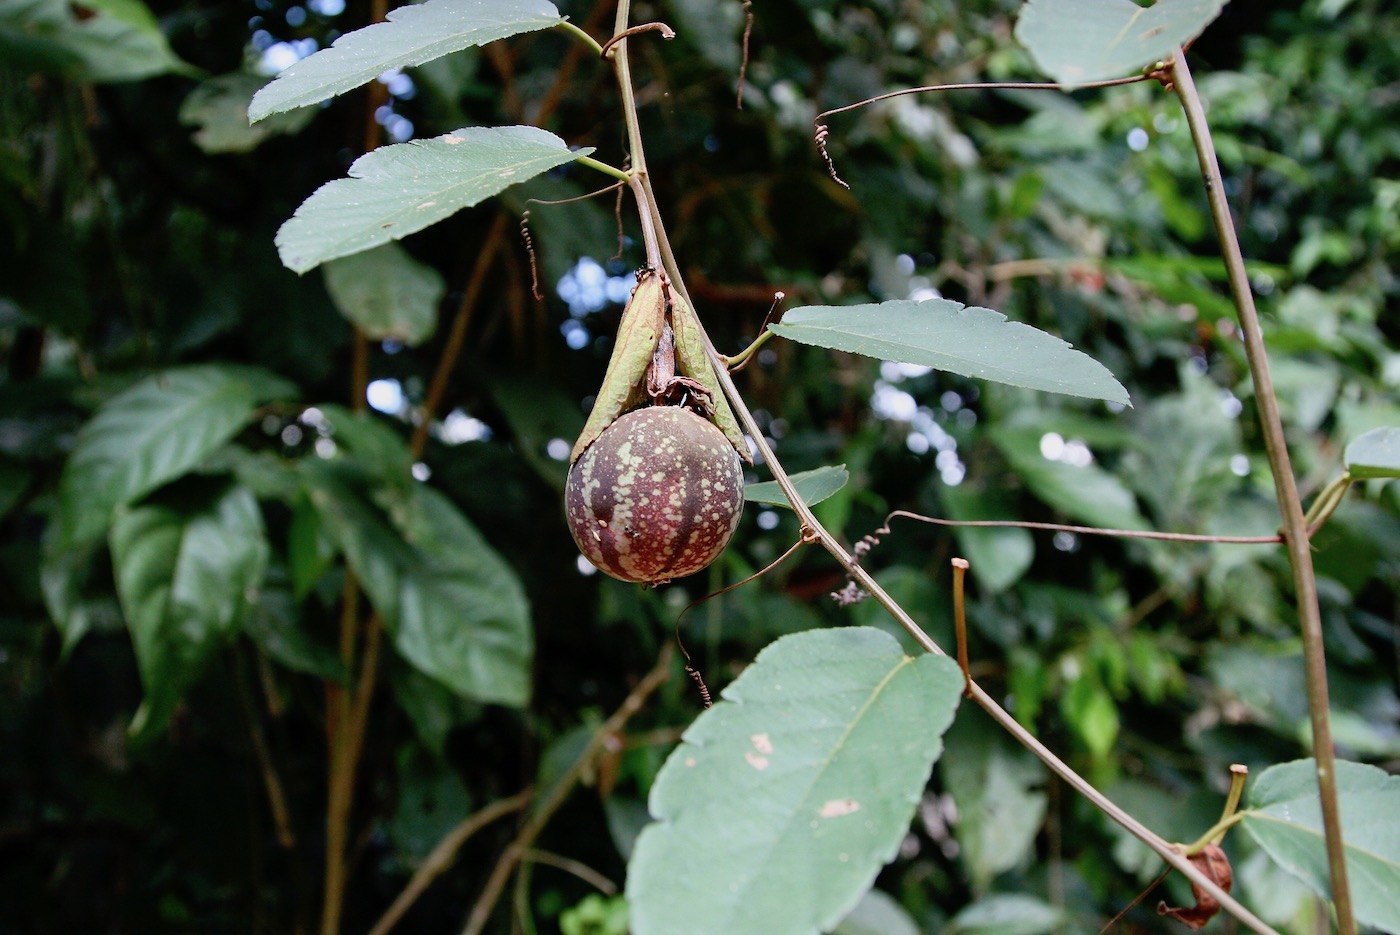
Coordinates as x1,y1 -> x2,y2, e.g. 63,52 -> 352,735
248,0 -> 564,120
275,126 -> 592,273
771,299 -> 1129,405
1241,759 -> 1400,933
627,628 -> 963,935
1344,426 -> 1400,480
744,465 -> 850,508
1014,0 -> 1227,87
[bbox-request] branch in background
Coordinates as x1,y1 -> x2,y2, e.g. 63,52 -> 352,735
410,213 -> 510,458
368,789 -> 533,935
458,642 -> 676,935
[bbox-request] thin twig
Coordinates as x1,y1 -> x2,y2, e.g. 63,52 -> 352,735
814,74 -> 1151,187
1170,49 -> 1353,935
950,558 -> 971,696
879,509 -> 1286,544
736,0 -> 753,109
459,643 -> 675,935
600,21 -> 675,59
521,848 -> 619,895
236,648 -> 296,849
368,790 -> 533,935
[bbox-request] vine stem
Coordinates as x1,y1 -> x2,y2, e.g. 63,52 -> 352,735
610,35 -> 1277,935
367,789 -> 532,935
703,301 -> 1280,935
1169,50 -> 1354,935
606,3 -> 1276,931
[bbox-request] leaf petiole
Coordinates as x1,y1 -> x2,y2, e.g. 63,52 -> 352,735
722,328 -> 774,372
575,155 -> 631,182
556,19 -> 603,56
1302,472 -> 1353,531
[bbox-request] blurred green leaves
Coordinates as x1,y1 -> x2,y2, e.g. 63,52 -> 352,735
111,483 -> 268,740
0,0 -> 192,82
323,242 -> 445,346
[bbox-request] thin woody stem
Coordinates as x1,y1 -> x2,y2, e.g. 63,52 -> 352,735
816,74 -> 1152,123
607,0 -> 647,177
628,174 -> 663,269
1170,49 -> 1353,935
951,558 -> 972,696
880,509 -> 1286,545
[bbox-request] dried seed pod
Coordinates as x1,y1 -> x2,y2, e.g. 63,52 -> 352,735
566,406 -> 744,584
570,271 -> 668,463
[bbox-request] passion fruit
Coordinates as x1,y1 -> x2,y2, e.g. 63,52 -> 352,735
566,406 -> 744,584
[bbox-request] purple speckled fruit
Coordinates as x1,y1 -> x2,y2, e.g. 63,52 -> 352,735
566,406 -> 744,584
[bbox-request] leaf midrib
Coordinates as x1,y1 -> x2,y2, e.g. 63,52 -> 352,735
717,655 -> 920,931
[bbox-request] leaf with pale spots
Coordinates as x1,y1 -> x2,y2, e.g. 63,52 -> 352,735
626,628 -> 963,935
275,126 -> 593,273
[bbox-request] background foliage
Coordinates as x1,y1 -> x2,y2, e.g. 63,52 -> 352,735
2,0 -> 1398,932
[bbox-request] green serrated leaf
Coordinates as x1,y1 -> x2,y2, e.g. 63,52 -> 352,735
771,300 -> 1128,405
627,627 -> 963,935
49,365 -> 297,553
1344,426 -> 1400,480
1241,759 -> 1400,933
276,126 -> 592,274
1014,0 -> 1226,88
303,465 -> 531,706
248,0 -> 563,121
744,465 -> 849,509
110,483 -> 269,740
323,242 -> 445,345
